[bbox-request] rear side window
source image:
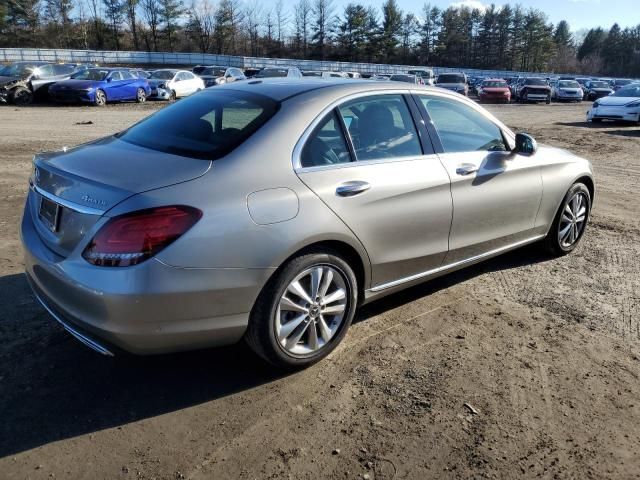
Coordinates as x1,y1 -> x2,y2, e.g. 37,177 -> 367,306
301,112 -> 352,168
338,95 -> 422,161
419,96 -> 507,153
118,91 -> 279,160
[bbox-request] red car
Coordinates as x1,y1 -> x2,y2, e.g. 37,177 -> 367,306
478,78 -> 511,103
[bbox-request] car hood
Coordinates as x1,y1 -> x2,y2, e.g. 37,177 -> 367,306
590,88 -> 612,92
0,75 -> 21,87
596,95 -> 639,106
50,79 -> 101,90
33,136 -> 212,212
148,78 -> 171,87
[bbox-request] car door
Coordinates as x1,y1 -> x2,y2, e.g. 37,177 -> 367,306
120,70 -> 138,99
175,72 -> 190,96
295,93 -> 453,289
414,93 -> 543,264
105,71 -> 124,100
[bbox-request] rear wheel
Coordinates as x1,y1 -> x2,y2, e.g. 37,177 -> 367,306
136,88 -> 146,103
543,183 -> 591,256
245,250 -> 358,369
94,89 -> 106,106
10,86 -> 33,106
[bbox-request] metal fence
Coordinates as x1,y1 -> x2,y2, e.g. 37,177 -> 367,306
0,47 -> 553,78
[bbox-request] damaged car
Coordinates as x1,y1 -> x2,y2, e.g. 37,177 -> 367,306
0,62 -> 84,105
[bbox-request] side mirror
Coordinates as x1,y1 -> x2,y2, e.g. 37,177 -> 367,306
106,77 -> 112,82
514,133 -> 537,156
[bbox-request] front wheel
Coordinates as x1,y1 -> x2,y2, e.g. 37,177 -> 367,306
169,90 -> 177,101
136,87 -> 146,103
543,183 -> 591,256
94,89 -> 106,106
245,250 -> 358,369
10,86 -> 33,106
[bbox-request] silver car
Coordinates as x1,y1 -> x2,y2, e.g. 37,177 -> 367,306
22,80 -> 595,368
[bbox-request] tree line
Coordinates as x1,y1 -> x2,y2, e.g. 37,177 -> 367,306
1,0 -> 639,77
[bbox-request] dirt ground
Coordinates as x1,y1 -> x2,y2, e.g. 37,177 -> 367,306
0,100 -> 639,480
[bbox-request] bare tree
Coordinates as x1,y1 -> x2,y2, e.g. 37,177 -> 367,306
124,0 -> 140,49
294,0 -> 311,57
141,0 -> 161,50
275,0 -> 288,55
187,0 -> 215,52
244,0 -> 263,56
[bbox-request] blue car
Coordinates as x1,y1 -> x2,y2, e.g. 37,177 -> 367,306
49,68 -> 151,106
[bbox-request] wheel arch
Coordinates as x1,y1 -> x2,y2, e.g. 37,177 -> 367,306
575,175 -> 595,206
272,239 -> 369,306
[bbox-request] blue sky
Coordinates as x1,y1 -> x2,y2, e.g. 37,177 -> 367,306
325,0 -> 639,31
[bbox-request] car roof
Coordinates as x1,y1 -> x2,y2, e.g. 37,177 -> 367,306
219,78 -> 449,102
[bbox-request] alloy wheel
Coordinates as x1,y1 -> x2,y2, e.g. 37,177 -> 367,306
95,90 -> 106,106
276,265 -> 348,356
558,192 -> 588,248
137,88 -> 146,103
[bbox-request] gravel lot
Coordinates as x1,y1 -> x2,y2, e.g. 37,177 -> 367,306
0,100 -> 639,479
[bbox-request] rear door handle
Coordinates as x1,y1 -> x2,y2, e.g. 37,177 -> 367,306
456,164 -> 479,176
336,181 -> 371,197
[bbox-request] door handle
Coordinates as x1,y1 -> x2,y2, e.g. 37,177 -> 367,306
456,164 -> 479,176
336,181 -> 371,197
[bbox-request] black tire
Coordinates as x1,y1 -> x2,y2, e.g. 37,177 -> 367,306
546,95 -> 551,105
542,183 -> 591,256
136,88 -> 146,103
94,89 -> 106,106
592,118 -> 602,123
169,90 -> 177,101
245,249 -> 358,369
10,86 -> 33,106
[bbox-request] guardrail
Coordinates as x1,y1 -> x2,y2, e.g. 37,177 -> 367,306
0,47 -> 554,78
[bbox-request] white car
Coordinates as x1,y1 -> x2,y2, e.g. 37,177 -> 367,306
587,83 -> 640,124
147,69 -> 205,100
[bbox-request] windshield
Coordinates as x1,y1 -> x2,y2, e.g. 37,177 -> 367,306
589,81 -> 609,89
0,63 -> 37,77
118,91 -> 279,160
150,70 -> 176,80
255,68 -> 288,78
198,67 -> 226,77
525,78 -> 548,86
615,79 -> 632,86
437,74 -> 465,84
482,81 -> 507,88
72,69 -> 109,81
558,80 -> 580,88
611,85 -> 640,97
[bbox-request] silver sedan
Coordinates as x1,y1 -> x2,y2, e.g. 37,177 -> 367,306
22,80 -> 595,368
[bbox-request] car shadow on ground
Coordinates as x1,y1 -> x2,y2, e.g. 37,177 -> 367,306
0,244 -> 553,457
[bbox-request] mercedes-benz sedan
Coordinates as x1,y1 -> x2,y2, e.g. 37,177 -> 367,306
22,80 -> 595,368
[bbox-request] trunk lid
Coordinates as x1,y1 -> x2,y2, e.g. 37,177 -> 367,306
30,136 -> 211,257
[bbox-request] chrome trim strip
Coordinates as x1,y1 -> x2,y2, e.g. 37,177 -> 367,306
32,289 -> 115,356
30,183 -> 105,216
369,234 -> 546,292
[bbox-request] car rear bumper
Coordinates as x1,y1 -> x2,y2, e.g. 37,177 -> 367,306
21,204 -> 274,355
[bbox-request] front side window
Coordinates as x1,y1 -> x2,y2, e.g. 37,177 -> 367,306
338,95 -> 422,161
300,112 -> 352,168
118,90 -> 279,160
419,96 -> 507,153
35,64 -> 54,78
109,71 -> 123,81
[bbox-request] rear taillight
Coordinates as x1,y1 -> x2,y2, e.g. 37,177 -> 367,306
82,206 -> 202,267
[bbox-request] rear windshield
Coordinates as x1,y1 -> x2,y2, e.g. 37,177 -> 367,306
437,74 -> 465,84
197,67 -> 226,76
615,79 -> 632,86
589,81 -> 609,88
117,90 -> 279,160
482,81 -> 507,88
